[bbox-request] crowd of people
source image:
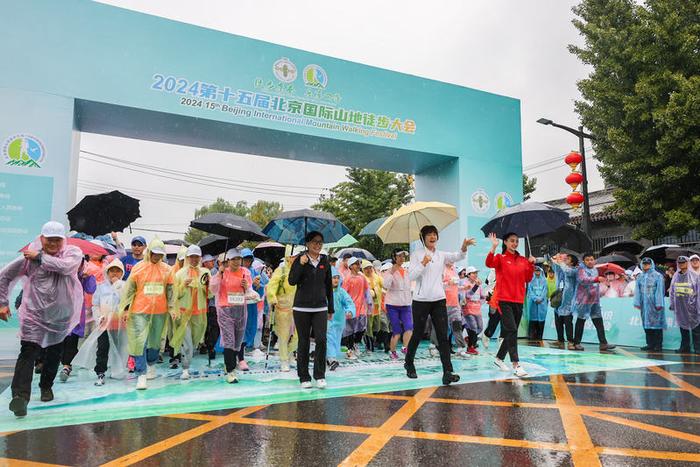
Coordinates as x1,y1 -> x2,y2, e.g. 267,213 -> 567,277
1,221 -> 699,418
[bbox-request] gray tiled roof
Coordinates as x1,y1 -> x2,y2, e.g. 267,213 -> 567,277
545,188 -> 619,222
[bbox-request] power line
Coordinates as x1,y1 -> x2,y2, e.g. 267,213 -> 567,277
79,156 -> 322,199
80,150 -> 328,192
523,147 -> 594,171
130,226 -> 187,235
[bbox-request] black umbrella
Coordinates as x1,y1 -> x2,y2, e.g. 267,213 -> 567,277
164,239 -> 190,247
529,224 -> 592,255
480,202 -> 569,239
68,190 -> 140,236
600,240 -> 644,256
334,247 -> 377,261
640,244 -> 681,263
595,253 -> 638,269
198,234 -> 234,257
646,246 -> 700,264
190,213 -> 267,245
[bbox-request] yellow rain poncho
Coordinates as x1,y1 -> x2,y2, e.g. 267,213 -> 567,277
266,255 -> 298,363
119,238 -> 173,355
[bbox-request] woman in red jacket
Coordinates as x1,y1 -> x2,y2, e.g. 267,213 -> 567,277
485,232 -> 535,377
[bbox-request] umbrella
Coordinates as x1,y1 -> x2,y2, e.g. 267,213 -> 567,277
480,202 -> 569,239
253,241 -> 286,266
198,234 -> 234,257
262,209 -> 350,245
324,234 -> 359,250
595,253 -> 637,269
334,247 -> 376,261
163,239 -> 190,247
600,240 -> 644,256
529,224 -> 592,255
190,213 -> 266,245
649,247 -> 700,263
377,201 -> 458,244
68,190 -> 140,236
359,216 -> 388,237
640,244 -> 681,263
595,263 -> 626,276
19,237 -> 108,257
90,239 -> 117,255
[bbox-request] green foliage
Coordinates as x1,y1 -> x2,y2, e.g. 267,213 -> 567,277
313,168 -> 414,258
523,174 -> 538,201
569,0 -> 700,239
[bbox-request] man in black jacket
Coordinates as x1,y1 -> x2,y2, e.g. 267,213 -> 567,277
288,231 -> 334,389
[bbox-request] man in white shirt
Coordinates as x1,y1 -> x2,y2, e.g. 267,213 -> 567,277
405,225 -> 476,385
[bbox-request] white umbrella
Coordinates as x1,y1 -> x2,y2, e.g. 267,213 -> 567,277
377,201 -> 458,244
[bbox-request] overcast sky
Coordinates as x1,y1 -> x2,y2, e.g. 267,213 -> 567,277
83,0 -> 604,241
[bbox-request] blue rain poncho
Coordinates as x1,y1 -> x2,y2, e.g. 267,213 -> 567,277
633,259 -> 666,329
527,267 -> 548,322
327,267 -> 355,359
551,262 -> 577,317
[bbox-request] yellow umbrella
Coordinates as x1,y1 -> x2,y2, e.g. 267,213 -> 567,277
377,201 -> 458,244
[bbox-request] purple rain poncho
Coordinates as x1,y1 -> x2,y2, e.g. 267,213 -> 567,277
669,269 -> 700,330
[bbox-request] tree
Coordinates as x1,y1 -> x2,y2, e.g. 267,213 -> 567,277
249,200 -> 283,230
184,198 -> 250,244
569,0 -> 700,239
523,174 -> 538,201
313,168 -> 413,258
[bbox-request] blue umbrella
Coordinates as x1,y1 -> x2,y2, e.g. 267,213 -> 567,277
480,202 -> 569,239
359,216 -> 388,237
262,209 -> 350,245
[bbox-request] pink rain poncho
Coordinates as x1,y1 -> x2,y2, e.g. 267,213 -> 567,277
0,239 -> 84,347
210,267 -> 255,350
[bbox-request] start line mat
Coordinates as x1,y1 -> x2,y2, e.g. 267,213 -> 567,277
0,345 -> 674,432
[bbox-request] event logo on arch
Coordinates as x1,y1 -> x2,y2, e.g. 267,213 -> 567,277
494,192 -> 514,211
471,189 -> 490,214
303,64 -> 328,88
3,134 -> 46,168
273,57 -> 297,83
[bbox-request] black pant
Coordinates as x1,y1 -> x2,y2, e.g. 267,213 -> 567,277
466,329 -> 479,348
554,314 -> 574,343
679,324 -> 700,352
643,329 -> 663,350
12,340 -> 63,401
574,317 -> 608,345
95,331 -> 109,375
223,349 -> 238,373
496,302 -> 523,363
61,333 -> 80,366
405,300 -> 453,374
293,311 -> 328,382
528,321 -> 545,340
205,306 -> 220,352
484,309 -> 501,338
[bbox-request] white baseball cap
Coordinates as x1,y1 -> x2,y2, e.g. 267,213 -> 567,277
347,257 -> 361,267
465,266 -> 479,274
41,221 -> 66,239
225,248 -> 242,260
201,254 -> 215,263
186,245 -> 202,257
380,262 -> 392,272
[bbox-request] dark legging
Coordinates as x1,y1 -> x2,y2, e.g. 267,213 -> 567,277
405,299 -> 453,375
554,314 -> 574,343
679,325 -> 700,352
483,310 -> 501,338
12,340 -> 63,401
466,329 -> 479,348
574,317 -> 608,345
643,329 -> 663,350
528,321 -> 545,340
223,348 -> 238,373
496,301 -> 523,363
61,334 -> 80,367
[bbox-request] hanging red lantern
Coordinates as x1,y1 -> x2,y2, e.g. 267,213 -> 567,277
565,172 -> 584,191
566,191 -> 585,209
564,151 -> 583,170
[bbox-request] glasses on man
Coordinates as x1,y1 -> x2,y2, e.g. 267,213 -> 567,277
308,239 -> 324,245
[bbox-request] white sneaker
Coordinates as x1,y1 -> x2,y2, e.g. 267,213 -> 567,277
316,379 -> 327,389
136,375 -> 148,390
481,334 -> 490,349
280,361 -> 290,372
301,381 -> 313,389
514,366 -> 528,378
146,365 -> 157,380
428,344 -> 439,358
251,349 -> 266,359
226,370 -> 238,384
346,350 -> 358,360
494,358 -> 510,372
180,369 -> 190,380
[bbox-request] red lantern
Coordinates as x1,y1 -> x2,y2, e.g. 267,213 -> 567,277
565,172 -> 584,191
566,191 -> 585,209
564,151 -> 583,170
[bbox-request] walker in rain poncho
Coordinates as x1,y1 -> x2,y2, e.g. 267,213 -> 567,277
169,248 -> 210,370
527,267 -> 548,322
669,262 -> 700,330
328,266 -> 355,360
266,255 -> 298,364
0,238 -> 84,348
210,264 -> 256,352
634,259 -> 666,329
551,261 -> 577,317
72,258 -> 130,378
573,264 -> 601,319
119,238 -> 173,356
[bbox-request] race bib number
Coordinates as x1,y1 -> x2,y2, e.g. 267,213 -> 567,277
144,283 -> 165,296
227,293 -> 245,305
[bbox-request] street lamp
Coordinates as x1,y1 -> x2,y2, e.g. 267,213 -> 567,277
537,118 -> 595,238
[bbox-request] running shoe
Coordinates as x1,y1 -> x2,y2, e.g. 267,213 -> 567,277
494,358 -> 510,371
